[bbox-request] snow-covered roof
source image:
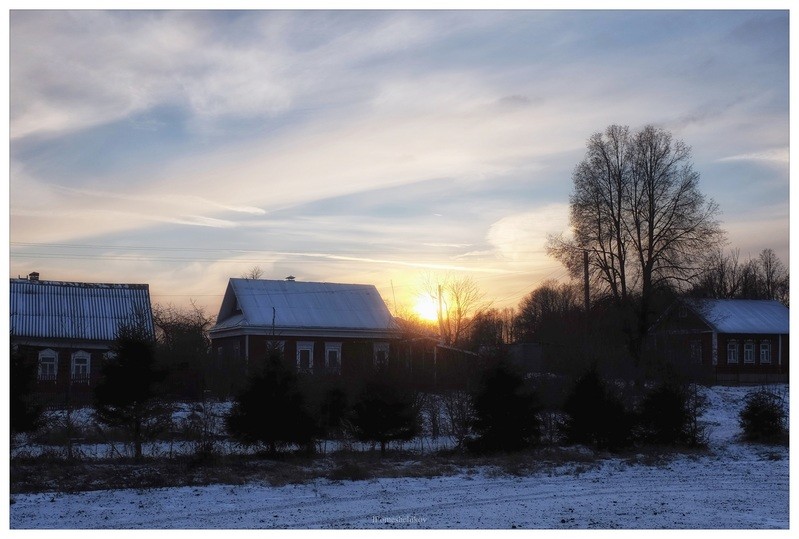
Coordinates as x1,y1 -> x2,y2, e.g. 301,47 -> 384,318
10,278 -> 154,342
689,299 -> 789,335
212,278 -> 396,336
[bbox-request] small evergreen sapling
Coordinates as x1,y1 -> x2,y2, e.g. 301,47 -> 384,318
93,318 -> 172,460
468,360 -> 541,453
226,352 -> 317,454
347,375 -> 419,456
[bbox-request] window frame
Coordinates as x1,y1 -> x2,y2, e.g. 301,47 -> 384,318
38,349 -> 58,381
743,341 -> 755,364
296,341 -> 314,374
760,340 -> 771,364
373,342 -> 390,368
726,340 -> 739,364
325,342 -> 342,374
71,350 -> 91,382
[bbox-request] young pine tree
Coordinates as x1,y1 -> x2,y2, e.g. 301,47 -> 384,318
468,360 -> 541,453
226,352 -> 318,454
94,317 -> 172,460
347,375 -> 419,456
10,345 -> 43,436
563,367 -> 633,451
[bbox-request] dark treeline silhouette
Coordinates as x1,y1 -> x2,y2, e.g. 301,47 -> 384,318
689,247 -> 789,306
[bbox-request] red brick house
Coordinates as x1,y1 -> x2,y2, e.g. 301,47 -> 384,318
649,299 -> 789,383
10,273 -> 155,406
209,278 -> 401,379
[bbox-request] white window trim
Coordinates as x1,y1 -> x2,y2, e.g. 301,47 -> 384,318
727,340 -> 738,364
38,349 -> 58,381
743,341 -> 755,364
325,342 -> 342,373
760,341 -> 771,364
374,342 -> 390,367
71,350 -> 91,382
296,341 -> 314,373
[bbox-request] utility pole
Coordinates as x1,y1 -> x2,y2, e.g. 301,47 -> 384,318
437,285 -> 445,342
583,250 -> 590,312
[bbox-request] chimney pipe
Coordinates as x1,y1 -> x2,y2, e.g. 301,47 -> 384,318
28,272 -> 40,282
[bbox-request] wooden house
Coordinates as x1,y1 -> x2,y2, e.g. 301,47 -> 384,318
649,298 -> 788,383
209,278 -> 402,379
10,273 -> 155,406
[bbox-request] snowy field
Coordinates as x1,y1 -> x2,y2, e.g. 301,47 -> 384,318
9,385 -> 790,530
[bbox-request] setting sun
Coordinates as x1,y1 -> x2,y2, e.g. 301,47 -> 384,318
413,294 -> 439,322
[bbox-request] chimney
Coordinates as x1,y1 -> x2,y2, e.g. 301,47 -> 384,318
28,272 -> 40,282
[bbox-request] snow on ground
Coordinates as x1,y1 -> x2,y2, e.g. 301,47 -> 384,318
9,385 -> 790,529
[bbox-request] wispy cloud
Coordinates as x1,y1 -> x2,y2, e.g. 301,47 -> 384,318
9,10 -> 789,312
717,148 -> 789,164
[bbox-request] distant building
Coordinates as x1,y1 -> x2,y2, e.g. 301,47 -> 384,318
649,298 -> 789,383
10,273 -> 155,405
209,278 -> 401,379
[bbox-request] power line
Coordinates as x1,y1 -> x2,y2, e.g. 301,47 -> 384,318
9,241 -> 552,256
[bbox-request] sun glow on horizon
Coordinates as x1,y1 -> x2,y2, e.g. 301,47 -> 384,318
413,294 -> 439,322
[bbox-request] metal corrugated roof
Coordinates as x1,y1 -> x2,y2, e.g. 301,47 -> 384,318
217,278 -> 394,331
10,279 -> 154,342
690,299 -> 789,334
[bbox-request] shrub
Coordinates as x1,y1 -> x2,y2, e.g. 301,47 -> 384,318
637,382 -> 707,446
179,401 -> 223,461
301,377 -> 350,441
346,375 -> 419,456
10,345 -> 43,436
562,367 -> 632,451
739,388 -> 788,444
94,319 -> 173,460
468,360 -> 541,453
226,354 -> 317,454
440,390 -> 474,450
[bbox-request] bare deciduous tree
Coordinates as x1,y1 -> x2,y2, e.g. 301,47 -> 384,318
515,280 -> 581,343
421,274 -> 489,346
241,266 -> 264,280
759,248 -> 788,304
692,247 -> 788,306
548,124 -> 725,357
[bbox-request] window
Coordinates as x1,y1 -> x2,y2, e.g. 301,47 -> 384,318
689,341 -> 702,364
743,341 -> 755,364
325,343 -> 342,374
679,306 -> 688,318
760,341 -> 771,364
296,341 -> 314,373
233,342 -> 241,360
38,349 -> 58,381
71,351 -> 91,382
374,342 -> 389,368
727,340 -> 738,364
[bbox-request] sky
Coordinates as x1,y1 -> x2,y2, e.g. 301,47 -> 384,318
6,8 -> 791,319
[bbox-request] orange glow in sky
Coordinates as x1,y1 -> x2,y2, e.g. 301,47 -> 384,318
413,293 -> 439,322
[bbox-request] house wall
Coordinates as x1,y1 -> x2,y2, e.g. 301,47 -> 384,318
212,334 -> 395,379
650,304 -> 789,383
714,333 -> 788,383
14,342 -> 106,407
211,334 -> 478,390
